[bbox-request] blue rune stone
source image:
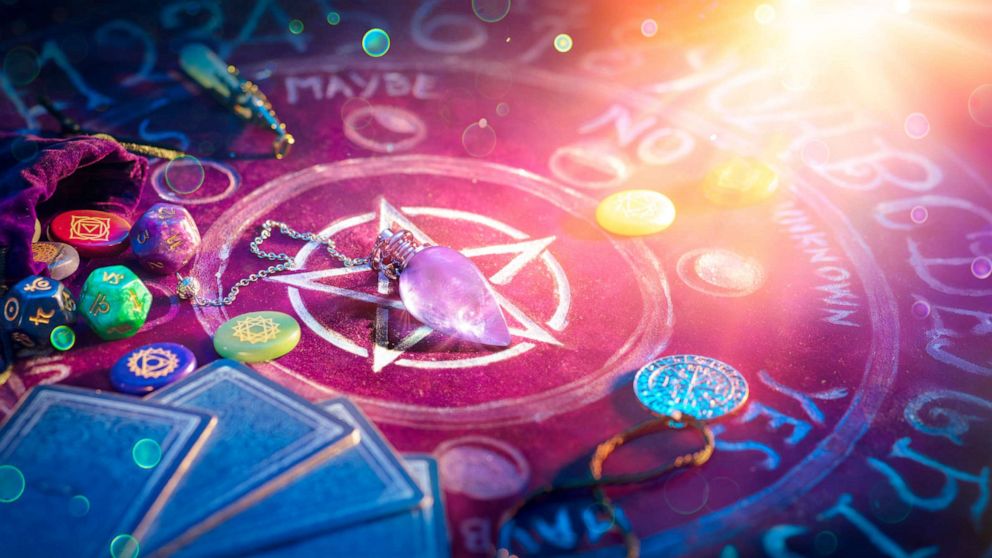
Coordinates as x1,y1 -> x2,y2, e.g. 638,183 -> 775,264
110,342 -> 197,395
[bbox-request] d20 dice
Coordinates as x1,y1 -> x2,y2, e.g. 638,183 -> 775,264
130,203 -> 201,274
2,276 -> 78,351
79,266 -> 152,340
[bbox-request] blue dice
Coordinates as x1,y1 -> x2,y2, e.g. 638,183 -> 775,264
2,276 -> 77,351
110,342 -> 197,394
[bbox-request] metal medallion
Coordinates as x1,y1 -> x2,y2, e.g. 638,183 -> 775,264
633,354 -> 748,420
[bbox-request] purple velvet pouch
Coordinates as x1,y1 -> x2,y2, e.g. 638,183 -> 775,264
0,133 -> 147,284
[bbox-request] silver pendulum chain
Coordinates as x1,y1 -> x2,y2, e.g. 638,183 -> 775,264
176,221 -> 368,306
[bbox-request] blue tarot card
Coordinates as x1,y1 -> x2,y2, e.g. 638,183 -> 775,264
0,385 -> 215,558
140,360 -> 358,555
251,455 -> 451,558
175,397 -> 424,557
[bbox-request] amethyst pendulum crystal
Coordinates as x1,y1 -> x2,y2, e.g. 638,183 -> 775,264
371,229 -> 511,346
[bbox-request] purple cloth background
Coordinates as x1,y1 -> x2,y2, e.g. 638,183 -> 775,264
0,133 -> 147,283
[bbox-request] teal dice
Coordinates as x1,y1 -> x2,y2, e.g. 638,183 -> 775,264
79,266 -> 152,340
2,276 -> 77,351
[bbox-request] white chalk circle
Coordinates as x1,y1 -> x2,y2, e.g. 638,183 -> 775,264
343,105 -> 427,153
436,436 -> 530,500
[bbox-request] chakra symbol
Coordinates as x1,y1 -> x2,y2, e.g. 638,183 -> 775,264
69,215 -> 111,241
634,354 -> 749,421
127,347 -> 179,379
231,315 -> 280,345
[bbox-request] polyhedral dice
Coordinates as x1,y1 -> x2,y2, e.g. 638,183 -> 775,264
79,265 -> 152,340
1,275 -> 77,351
130,203 -> 201,274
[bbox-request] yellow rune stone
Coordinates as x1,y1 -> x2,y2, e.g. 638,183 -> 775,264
704,157 -> 780,207
595,189 -> 676,236
213,311 -> 301,362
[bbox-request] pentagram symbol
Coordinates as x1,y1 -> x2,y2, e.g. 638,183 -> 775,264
69,215 -> 110,241
231,315 -> 280,345
269,197 -> 567,373
634,355 -> 749,420
127,348 -> 179,379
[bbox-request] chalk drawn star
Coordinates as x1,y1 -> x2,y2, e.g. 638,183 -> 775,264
269,198 -> 563,373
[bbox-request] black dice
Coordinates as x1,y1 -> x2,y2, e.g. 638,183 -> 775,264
2,276 -> 77,351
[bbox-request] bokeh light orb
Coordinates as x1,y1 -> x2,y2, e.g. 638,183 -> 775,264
164,155 -> 205,195
968,84 -> 992,127
462,119 -> 497,157
553,33 -> 573,53
910,299 -> 931,319
755,4 -> 776,25
909,205 -> 928,224
3,46 -> 40,86
10,136 -> 38,162
341,97 -> 374,130
362,28 -> 391,57
641,18 -> 658,37
288,19 -> 304,35
132,438 -> 162,469
496,102 -> 510,117
814,531 -> 839,555
110,534 -> 140,558
904,112 -> 930,139
893,0 -> 912,14
0,465 -> 25,503
68,495 -> 90,517
971,256 -> 992,280
472,0 -> 511,23
326,11 -> 341,25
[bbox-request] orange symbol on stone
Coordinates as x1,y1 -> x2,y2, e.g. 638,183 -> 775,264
28,308 -> 55,326
127,290 -> 143,312
89,293 -> 111,315
69,215 -> 111,242
23,277 -> 51,292
11,332 -> 34,347
166,234 -> 183,251
103,271 -> 125,285
3,299 -> 19,321
135,230 -> 150,244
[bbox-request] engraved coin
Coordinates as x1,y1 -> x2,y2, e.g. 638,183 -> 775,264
634,355 -> 748,420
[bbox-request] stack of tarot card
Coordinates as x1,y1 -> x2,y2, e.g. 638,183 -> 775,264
0,360 -> 450,558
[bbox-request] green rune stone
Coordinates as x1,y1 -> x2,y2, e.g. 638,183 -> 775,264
49,325 -> 76,351
79,265 -> 153,341
213,311 -> 301,363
